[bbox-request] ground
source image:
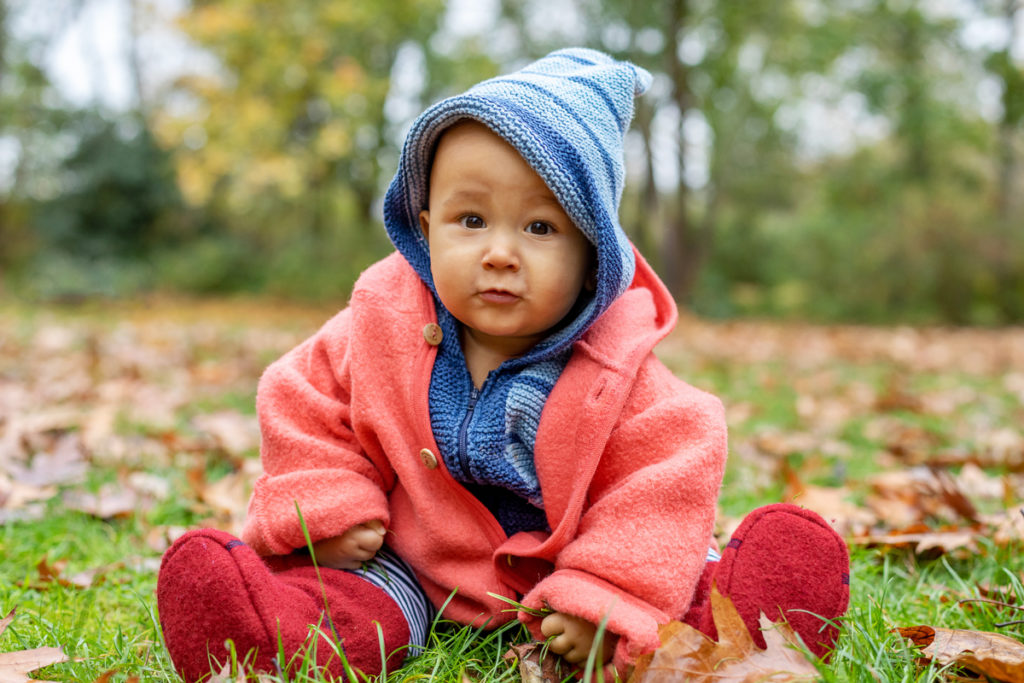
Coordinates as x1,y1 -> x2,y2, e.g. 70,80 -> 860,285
1,298 -> 1023,681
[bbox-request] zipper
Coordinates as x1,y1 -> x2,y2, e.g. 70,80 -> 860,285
455,385 -> 480,480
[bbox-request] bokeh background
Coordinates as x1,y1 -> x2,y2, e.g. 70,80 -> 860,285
2,0 -> 1022,325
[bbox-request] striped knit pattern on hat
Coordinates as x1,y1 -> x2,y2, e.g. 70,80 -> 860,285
383,48 -> 652,534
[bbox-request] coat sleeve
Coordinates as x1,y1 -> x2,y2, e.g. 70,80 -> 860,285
241,308 -> 393,556
519,357 -> 727,671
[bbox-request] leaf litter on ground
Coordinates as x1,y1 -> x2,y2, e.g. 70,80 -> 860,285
896,624 -> 1024,682
3,304 -> 1024,680
502,642 -> 570,683
628,587 -> 818,683
0,609 -> 70,683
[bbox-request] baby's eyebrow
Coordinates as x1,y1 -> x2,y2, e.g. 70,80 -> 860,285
446,188 -> 488,201
532,193 -> 563,207
435,188 -> 489,208
439,187 -> 565,213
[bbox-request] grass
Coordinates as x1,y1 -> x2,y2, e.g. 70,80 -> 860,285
0,511 -> 172,681
2,301 -> 1023,681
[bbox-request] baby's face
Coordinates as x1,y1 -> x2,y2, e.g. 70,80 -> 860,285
419,121 -> 591,355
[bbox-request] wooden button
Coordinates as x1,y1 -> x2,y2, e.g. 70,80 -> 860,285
422,323 -> 443,346
419,448 -> 438,469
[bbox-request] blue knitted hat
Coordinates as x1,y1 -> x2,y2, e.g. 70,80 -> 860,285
384,47 -> 652,349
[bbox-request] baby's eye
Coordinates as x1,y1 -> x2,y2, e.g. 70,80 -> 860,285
526,221 -> 554,236
459,215 -> 485,229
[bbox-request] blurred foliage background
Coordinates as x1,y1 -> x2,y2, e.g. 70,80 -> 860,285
1,0 -> 1022,324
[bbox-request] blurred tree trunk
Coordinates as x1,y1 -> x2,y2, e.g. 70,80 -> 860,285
897,9 -> 931,182
661,0 -> 700,302
628,97 -> 659,261
0,0 -> 7,268
988,0 -> 1024,320
631,0 -> 658,264
127,0 -> 147,117
0,1 -> 7,83
995,0 -> 1022,218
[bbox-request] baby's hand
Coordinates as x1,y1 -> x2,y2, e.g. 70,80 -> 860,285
311,520 -> 386,570
540,612 -> 615,665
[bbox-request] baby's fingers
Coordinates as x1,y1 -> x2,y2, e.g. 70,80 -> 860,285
348,543 -> 378,561
563,645 -> 590,664
540,612 -> 567,638
351,525 -> 386,553
546,632 -> 572,655
329,556 -> 366,570
546,633 -> 588,663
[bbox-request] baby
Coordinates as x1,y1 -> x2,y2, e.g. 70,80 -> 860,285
157,48 -> 850,681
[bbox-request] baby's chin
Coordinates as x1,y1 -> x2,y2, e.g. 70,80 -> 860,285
460,324 -> 551,351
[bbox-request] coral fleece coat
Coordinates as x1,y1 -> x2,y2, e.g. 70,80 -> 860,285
242,250 -> 728,668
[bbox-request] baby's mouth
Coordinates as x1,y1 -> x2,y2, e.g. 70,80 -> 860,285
478,289 -> 520,304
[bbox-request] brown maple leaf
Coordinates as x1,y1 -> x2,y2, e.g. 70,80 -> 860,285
29,556 -> 133,591
629,587 -> 818,682
0,609 -> 70,683
896,624 -> 1024,681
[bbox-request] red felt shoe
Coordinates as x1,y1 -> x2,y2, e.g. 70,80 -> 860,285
157,529 -> 410,682
687,503 -> 850,658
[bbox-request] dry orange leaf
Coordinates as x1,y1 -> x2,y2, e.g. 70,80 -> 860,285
896,624 -> 1024,682
0,609 -> 70,683
629,587 -> 818,682
857,525 -> 981,555
29,557 -> 132,592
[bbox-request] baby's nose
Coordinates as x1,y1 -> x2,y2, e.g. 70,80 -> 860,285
482,232 -> 520,269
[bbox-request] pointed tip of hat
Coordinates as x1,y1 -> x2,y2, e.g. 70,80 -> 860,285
548,46 -> 653,97
632,65 -> 653,96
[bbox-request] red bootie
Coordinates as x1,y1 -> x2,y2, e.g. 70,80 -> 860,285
157,529 -> 411,682
685,504 -> 849,658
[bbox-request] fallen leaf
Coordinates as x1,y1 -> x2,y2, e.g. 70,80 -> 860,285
205,660 -> 247,682
0,608 -> 70,682
929,467 -> 981,523
192,411 -> 260,456
988,506 -> 1024,546
957,462 -> 1006,502
867,467 -> 979,527
854,523 -> 981,556
189,459 -> 262,535
896,624 -> 1024,682
875,375 -> 923,413
90,671 -> 138,683
629,587 -> 818,682
781,477 -> 876,538
145,525 -> 189,553
63,485 -> 140,520
29,557 -> 135,591
31,558 -> 82,590
7,434 -> 88,488
0,475 -> 55,513
0,503 -> 46,524
502,642 -> 569,683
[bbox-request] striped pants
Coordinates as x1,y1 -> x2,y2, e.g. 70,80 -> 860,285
349,545 -> 721,652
